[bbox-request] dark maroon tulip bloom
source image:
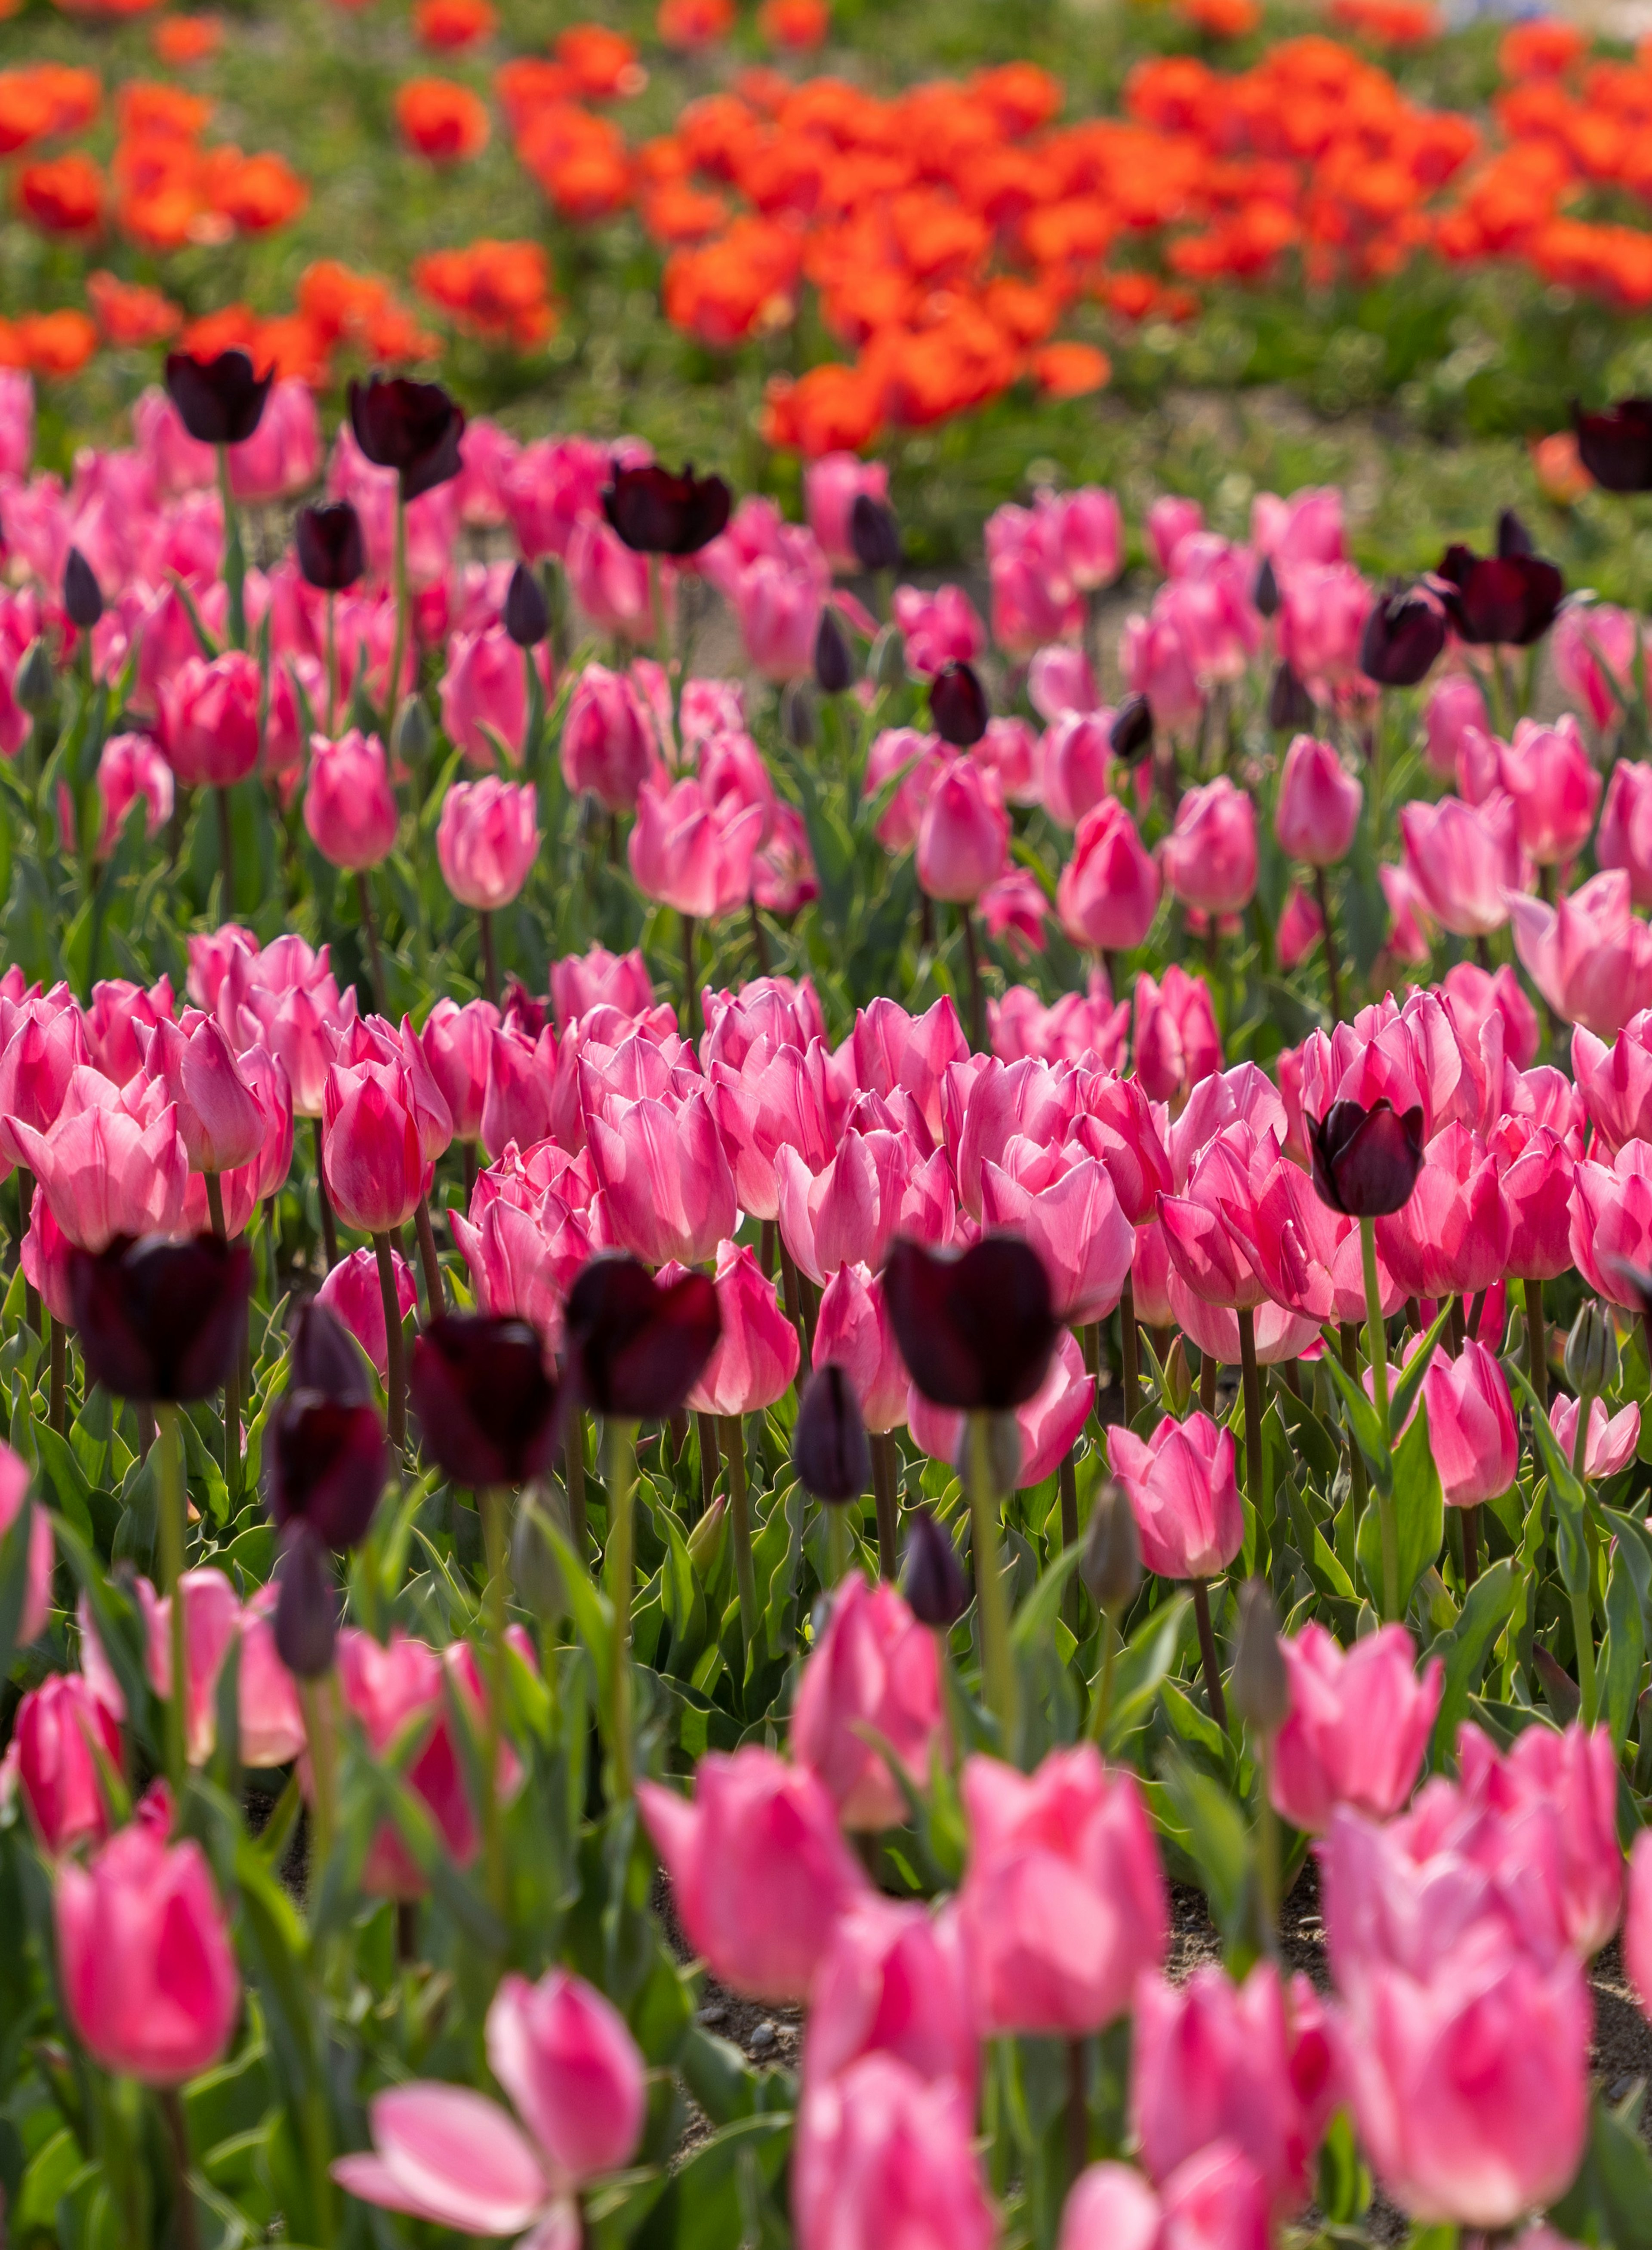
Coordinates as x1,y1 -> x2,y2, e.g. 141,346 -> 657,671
1308,1098 -> 1425,1219
1110,692 -> 1153,764
814,607 -> 854,695
266,1393 -> 388,1548
273,1525 -> 339,1679
793,1365 -> 870,1503
504,561 -> 549,649
501,977 -> 547,1038
164,348 -> 272,447
410,1314 -> 562,1486
1433,528 -> 1563,647
348,374 -> 466,502
295,501 -> 365,593
564,1255 -> 721,1420
1252,554 -> 1280,620
883,1236 -> 1056,1413
602,461 -> 730,556
70,1233 -> 253,1402
1359,586 -> 1446,687
289,1298 -> 373,1407
930,660 -> 989,748
1267,662 -> 1315,733
1574,398 -> 1652,494
903,1507 -> 968,1628
62,548 -> 102,631
849,493 -> 901,573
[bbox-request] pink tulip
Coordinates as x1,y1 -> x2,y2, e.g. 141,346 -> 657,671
988,510 -> 1083,655
57,1785 -> 240,2084
1497,714 -> 1600,866
566,515 -> 657,640
1489,1115 -> 1575,1281
1108,1411 -> 1241,1581
1571,1142 -> 1652,1307
991,977 -> 1128,1072
1509,868 -> 1652,1038
1553,599 -> 1637,731
480,1019 -> 556,1159
1271,1623 -> 1440,1834
560,662 -> 655,813
1418,1339 -> 1519,1507
638,1746 -> 869,2003
1073,1073 -> 1173,1224
804,1897 -> 976,2100
1059,2151 -> 1270,2250
1253,485 -> 1344,572
805,453 -> 890,571
586,1088 -> 737,1267
0,997 -> 87,1169
916,756 -> 1008,904
15,1078 -> 188,1251
6,1672 -> 121,1853
1374,1122 -> 1510,1300
980,1146 -> 1134,1325
1159,540 -> 1264,684
1147,495 -> 1204,574
755,801 -> 821,915
1057,799 -> 1161,952
449,1196 -> 562,1344
1423,672 -> 1490,780
1400,789 -> 1528,938
1275,882 -> 1323,971
503,432 -> 641,561
137,1566 -> 244,1766
21,1187 -> 71,1323
1455,723 -> 1502,808
1121,607 -> 1202,735
140,1012 -> 268,1177
794,2055 -> 995,2250
1131,1961 -> 1342,2218
864,726 -> 946,852
1455,1721 -> 1622,1959
0,1443 -> 47,1658
1442,959 -> 1539,1073
420,996 -> 500,1143
1597,756 -> 1652,906
1379,861 -> 1434,963
321,1061 -> 426,1235
732,558 -> 825,682
1134,967 -> 1222,1108
483,1968 -> 645,2189
319,1246 -> 416,1380
684,1239 -> 799,1415
1039,711 -> 1112,831
957,1745 -> 1167,2036
629,774 -> 762,921
228,379 -> 321,502
813,1262 -> 909,1433
1029,645 -> 1099,724
1275,734 -> 1362,866
793,1575 -> 945,1831
1162,778 -> 1257,916
96,731 -> 173,857
303,729 -> 399,873
777,1128 -> 955,1288
551,944 -> 653,1026
1278,563 -> 1371,701
908,1325 -> 1093,1486
1054,486 -> 1124,590
440,625 -> 538,768
159,650 -> 262,789
0,368 -> 32,479
437,777 -> 538,911
1550,1393 -> 1640,1478
1627,1828 -> 1652,2027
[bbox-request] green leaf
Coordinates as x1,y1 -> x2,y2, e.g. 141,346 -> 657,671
1157,1749 -> 1254,1970
1356,1398 -> 1442,1618
1103,1593 -> 1191,1752
1430,1556 -> 1518,1762
1316,2111 -> 1372,2225
1549,2089 -> 1652,2250
1506,1359 -> 1587,1517
0,1486 -> 36,1677
1388,1299 -> 1452,1435
1320,1344 -> 1392,1494
630,2114 -> 791,2250
1603,1541 -> 1646,1754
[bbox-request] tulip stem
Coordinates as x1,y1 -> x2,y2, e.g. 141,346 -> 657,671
1237,1306 -> 1265,1558
1199,1351 -> 1217,1414
1360,1217 -> 1401,1623
871,1430 -> 900,1578
966,1411 -> 1019,1752
605,1419 -> 637,1798
681,913 -> 698,1041
1256,1737 -> 1281,1961
1089,1610 -> 1119,1744
826,1499 -> 851,1586
385,487 -> 408,742
1525,1277 -> 1547,1412
311,1119 -> 339,1270
299,1673 -> 336,1877
1066,2038 -> 1088,2191
478,909 -> 499,1004
1191,1578 -> 1228,1732
721,1412 -> 760,1644
215,787 -> 235,921
1119,1275 -> 1139,1425
325,592 -> 337,734
160,2086 -> 202,2250
216,444 -> 246,652
1059,1446 -> 1080,1633
48,1314 -> 65,1435
778,1240 -> 808,1363
1312,866 -> 1343,1024
355,872 -> 386,1012
1338,1322 -> 1368,1516
960,908 -> 984,1049
479,1482 -> 510,1916
156,1404 -> 188,1787
1461,1503 -> 1479,1589
413,1195 -> 445,1317
18,1169 -> 38,1335
372,1232 -> 407,1450
693,1411 -> 718,1522
203,1173 -> 242,1498
564,1411 -> 588,1555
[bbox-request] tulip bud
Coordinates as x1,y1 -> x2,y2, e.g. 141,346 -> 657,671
15,638 -> 55,718
850,493 -> 901,573
512,1491 -> 569,1623
687,1489 -> 727,1575
814,607 -> 854,695
1308,1097 -> 1424,1219
875,626 -> 907,689
903,1507 -> 968,1628
930,660 -> 988,749
794,1365 -> 871,1503
504,561 -> 549,650
785,681 -> 815,750
272,1525 -> 339,1678
1232,1578 -> 1288,1737
1267,662 -> 1315,734
1498,507 -> 1534,558
295,500 -> 365,593
1359,585 -> 1447,687
1564,1301 -> 1619,1399
63,547 -> 103,631
565,1254 -> 721,1420
394,693 -> 433,765
1110,692 -> 1153,765
1252,555 -> 1280,619
266,1391 -> 388,1548
167,347 -> 273,447
410,1314 -> 563,1487
290,1298 -> 374,1405
1163,1335 -> 1193,1417
1082,1479 -> 1141,1615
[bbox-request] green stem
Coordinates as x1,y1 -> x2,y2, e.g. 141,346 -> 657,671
325,592 -> 337,734
1119,1274 -> 1139,1425
156,1405 -> 188,1786
373,1232 -> 406,1449
1191,1576 -> 1228,1731
385,487 -> 408,740
967,1411 -> 1018,1750
871,1430 -> 900,1578
216,445 -> 246,652
826,1500 -> 850,1586
479,908 -> 499,1005
413,1195 -> 444,1318
160,2086 -> 202,2250
1088,1609 -> 1118,1743
1525,1277 -> 1548,1413
1237,1306 -> 1265,1566
299,1673 -> 336,1876
721,1412 -> 759,1643
215,786 -> 235,921
681,912 -> 698,1041
49,1314 -> 65,1434
1257,1738 -> 1281,1961
1360,1216 -> 1400,1622
1313,865 -> 1343,1023
356,870 -> 385,1012
605,1419 -> 637,1799
564,1412 -> 588,1554
479,1483 -> 509,1917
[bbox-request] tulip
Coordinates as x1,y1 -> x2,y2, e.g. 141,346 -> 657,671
1399,789 -> 1527,937
228,378 -> 321,503
348,374 -> 466,500
317,1245 -> 416,1379
1133,967 -> 1222,1109
804,1897 -> 976,2099
1061,2150 -> 1271,2250
16,1084 -> 189,1252
884,1236 -> 1057,1412
564,1254 -> 722,1420
1596,756 -> 1652,904
794,1364 -> 872,1510
930,661 -> 989,749
296,498 -> 366,592
480,1020 -> 555,1158
629,774 -> 763,921
638,1745 -> 868,2002
814,1263 -> 909,1433
957,1745 -> 1167,2036
806,454 -> 891,571
266,1385 -> 389,1550
1122,607 -> 1202,733
1107,1412 -> 1241,1581
793,1576 -> 944,1830
1276,883 -> 1323,971
1435,523 -> 1564,646
585,1088 -> 738,1267
1275,734 -> 1362,866
1573,396 -> 1652,490
440,625 -> 535,766
1497,713 -> 1600,866
1058,798 -> 1160,953
1455,1721 -> 1622,1959
1162,777 -> 1257,916
550,944 -> 654,1026
57,1785 -> 240,2084
71,1234 -> 252,1403
321,1062 -> 426,1236
448,1196 -> 563,1347
1359,586 -> 1447,687
1570,1144 -> 1652,1309
138,1014 -> 266,1182
164,349 -> 269,450
437,777 -> 538,912
604,460 -> 730,555
96,730 -> 174,857
685,1241 -> 799,1417
1147,494 -> 1203,573
793,2055 -> 995,2250
419,996 -> 499,1144
412,1314 -> 562,1486
1277,562 -> 1372,700
907,1328 -> 1094,1490
1310,1097 -> 1425,1220
1271,1623 -> 1441,1833
8,1672 -> 122,1853
979,1148 -> 1134,1326
304,729 -> 399,872
916,755 -> 1007,904
1029,645 -> 1099,724
893,585 -> 987,679
1509,869 -> 1652,1038
1040,710 -> 1112,829
560,663 -> 656,813
1422,672 -> 1489,782
1549,1393 -> 1640,1478
159,650 -> 262,789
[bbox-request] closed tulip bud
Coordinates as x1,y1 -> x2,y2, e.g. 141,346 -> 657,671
902,1506 -> 968,1627
1565,1301 -> 1619,1398
15,637 -> 55,717
348,373 -> 465,500
165,347 -> 271,446
884,1236 -> 1058,1413
814,607 -> 854,694
1110,692 -> 1153,764
272,1525 -> 339,1679
875,626 -> 907,689
564,1254 -> 721,1420
71,1233 -> 253,1403
795,1365 -> 872,1504
687,1489 -> 727,1576
1359,585 -> 1446,687
850,492 -> 901,573
930,660 -> 989,748
1233,1577 -> 1288,1736
1082,1480 -> 1142,1615
1164,1335 -> 1193,1416
410,1314 -> 563,1487
1252,554 -> 1280,619
63,546 -> 102,630
785,681 -> 815,749
266,1389 -> 388,1548
602,460 -> 730,555
1574,397 -> 1652,493
511,1492 -> 568,1623
295,500 -> 365,592
394,692 -> 434,764
1309,1098 -> 1424,1218
504,560 -> 549,649
1267,661 -> 1315,733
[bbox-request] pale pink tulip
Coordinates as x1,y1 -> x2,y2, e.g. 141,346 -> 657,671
1549,1394 -> 1640,1478
1553,598 -> 1637,729
1134,966 -> 1222,1110
1147,495 -> 1204,575
304,729 -> 398,872
793,2055 -> 995,2250
586,1089 -> 737,1267
629,774 -> 762,920
1108,1412 -> 1242,1581
1597,756 -> 1652,906
1509,868 -> 1652,1038
813,1262 -> 909,1433
1162,778 -> 1257,915
318,1245 -> 417,1378
804,1897 -> 976,2100
1059,2151 -> 1270,2250
1040,710 -> 1113,830
437,777 -> 539,910
793,1576 -> 944,1830
1420,1341 -> 1519,1507
916,756 -> 1008,904
1271,1623 -> 1441,1834
96,731 -> 173,857
684,1239 -> 799,1415
1058,799 -> 1161,952
1400,790 -> 1527,938
1497,714 -> 1600,866
1275,734 -> 1362,866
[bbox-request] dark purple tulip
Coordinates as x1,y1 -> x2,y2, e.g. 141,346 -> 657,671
814,607 -> 854,695
1574,398 -> 1652,494
62,548 -> 102,631
504,561 -> 549,649
602,461 -> 730,556
930,660 -> 988,748
793,1365 -> 870,1503
849,493 -> 901,573
295,501 -> 365,593
1308,1098 -> 1425,1219
903,1507 -> 968,1628
564,1255 -> 721,1420
883,1236 -> 1056,1413
1252,554 -> 1280,620
502,977 -> 547,1038
1359,586 -> 1447,687
70,1233 -> 253,1403
410,1315 -> 562,1486
273,1526 -> 339,1679
164,348 -> 272,447
266,1393 -> 388,1548
289,1298 -> 373,1407
1110,693 -> 1153,765
1496,508 -> 1533,559
1267,662 -> 1315,733
348,374 -> 466,502
1434,533 -> 1563,647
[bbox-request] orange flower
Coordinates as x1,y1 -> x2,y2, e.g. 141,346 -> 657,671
496,58 -> 573,133
761,362 -> 881,454
117,80 -> 212,138
555,24 -> 647,98
1501,18 -> 1584,79
972,62 -> 1063,135
16,310 -> 99,377
0,64 -> 100,153
396,77 -> 491,163
299,259 -> 389,342
364,299 -> 444,363
1330,0 -> 1439,46
179,302 -> 261,361
87,268 -> 181,344
250,314 -> 331,385
1176,0 -> 1261,38
414,0 -> 496,47
151,14 -> 223,63
759,0 -> 829,51
17,152 -> 105,235
1032,339 -> 1110,397
664,217 -> 800,345
1531,429 -> 1592,505
211,151 -> 308,231
642,179 -> 729,244
518,103 -> 630,218
413,237 -> 554,347
0,324 -> 23,370
658,0 -> 734,48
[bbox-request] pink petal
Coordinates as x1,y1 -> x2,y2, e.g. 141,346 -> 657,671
370,2083 -> 549,2235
